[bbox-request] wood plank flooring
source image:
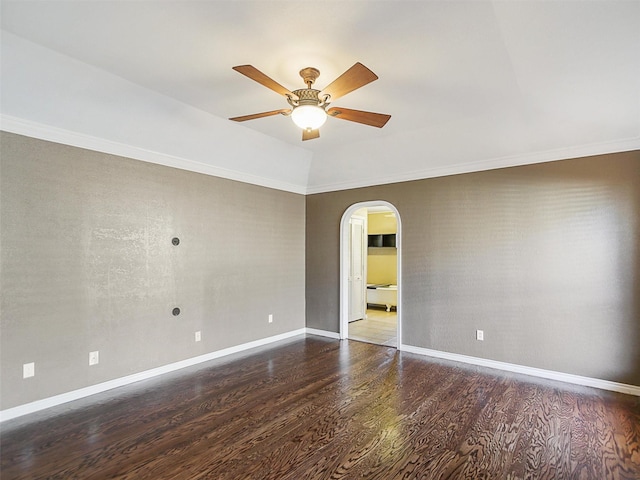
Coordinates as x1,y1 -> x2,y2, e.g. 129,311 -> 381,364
2,336 -> 639,479
349,308 -> 397,347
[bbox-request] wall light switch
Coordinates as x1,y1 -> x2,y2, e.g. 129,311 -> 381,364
89,351 -> 99,366
268,314 -> 273,324
476,330 -> 484,341
195,331 -> 201,342
23,362 -> 35,378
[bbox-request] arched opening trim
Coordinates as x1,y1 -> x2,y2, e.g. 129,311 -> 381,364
339,201 -> 402,348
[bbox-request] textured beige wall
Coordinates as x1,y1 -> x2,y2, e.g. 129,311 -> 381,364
306,151 -> 640,385
0,132 -> 306,410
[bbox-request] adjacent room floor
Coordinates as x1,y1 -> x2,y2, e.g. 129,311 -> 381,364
349,307 -> 397,347
2,336 -> 639,479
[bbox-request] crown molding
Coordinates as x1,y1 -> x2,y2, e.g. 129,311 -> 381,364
3,115 -> 638,197
0,115 -> 307,195
305,135 -> 640,194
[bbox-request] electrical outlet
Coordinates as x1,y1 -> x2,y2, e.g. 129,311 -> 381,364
89,351 -> 99,366
195,331 -> 201,342
476,330 -> 484,341
23,362 -> 35,378
268,314 -> 273,324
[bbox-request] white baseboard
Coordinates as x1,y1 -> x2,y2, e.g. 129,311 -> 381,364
5,333 -> 636,423
400,344 -> 640,397
305,328 -> 341,339
0,328 -> 306,423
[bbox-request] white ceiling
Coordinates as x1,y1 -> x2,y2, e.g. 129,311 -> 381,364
1,1 -> 639,194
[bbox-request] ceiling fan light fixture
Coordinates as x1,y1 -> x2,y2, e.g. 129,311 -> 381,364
291,105 -> 327,131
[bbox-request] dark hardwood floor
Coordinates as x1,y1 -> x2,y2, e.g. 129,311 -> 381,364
2,336 -> 639,479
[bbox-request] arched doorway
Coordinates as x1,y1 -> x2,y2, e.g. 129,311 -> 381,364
339,201 -> 402,348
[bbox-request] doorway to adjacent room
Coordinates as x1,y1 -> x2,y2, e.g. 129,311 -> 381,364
340,201 -> 401,348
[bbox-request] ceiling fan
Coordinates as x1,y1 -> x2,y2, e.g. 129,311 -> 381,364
229,62 -> 391,141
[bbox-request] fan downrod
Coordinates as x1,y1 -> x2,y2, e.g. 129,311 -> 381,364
299,67 -> 320,88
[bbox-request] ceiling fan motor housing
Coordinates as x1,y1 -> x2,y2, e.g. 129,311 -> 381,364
292,88 -> 325,107
291,66 -> 327,108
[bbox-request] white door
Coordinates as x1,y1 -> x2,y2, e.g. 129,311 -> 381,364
349,216 -> 366,322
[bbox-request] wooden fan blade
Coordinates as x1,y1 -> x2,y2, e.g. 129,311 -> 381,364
320,62 -> 378,101
327,107 -> 391,128
229,109 -> 291,122
232,65 -> 296,98
302,129 -> 320,141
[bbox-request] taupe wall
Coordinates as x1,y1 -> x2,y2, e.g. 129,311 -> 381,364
0,132 -> 306,410
2,131 -> 639,412
306,151 -> 640,385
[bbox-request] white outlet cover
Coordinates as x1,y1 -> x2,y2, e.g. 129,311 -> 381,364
476,330 -> 484,341
268,314 -> 273,323
195,331 -> 201,342
23,362 -> 35,378
89,351 -> 99,365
